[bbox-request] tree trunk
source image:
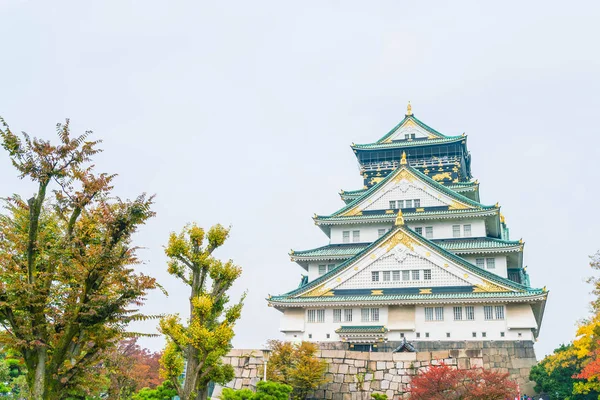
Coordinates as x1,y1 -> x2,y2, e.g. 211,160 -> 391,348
195,386 -> 209,400
31,349 -> 47,400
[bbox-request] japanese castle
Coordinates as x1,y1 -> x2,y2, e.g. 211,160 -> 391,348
268,103 -> 547,351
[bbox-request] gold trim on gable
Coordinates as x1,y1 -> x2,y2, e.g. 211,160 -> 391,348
384,231 -> 416,252
392,169 -> 415,183
448,200 -> 471,210
473,282 -> 510,293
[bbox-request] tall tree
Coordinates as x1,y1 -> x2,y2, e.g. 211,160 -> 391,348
0,119 -> 157,399
159,223 -> 244,400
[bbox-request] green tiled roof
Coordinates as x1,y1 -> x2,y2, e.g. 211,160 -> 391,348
327,162 -> 494,219
336,325 -> 388,334
291,237 -> 522,261
352,135 -> 464,150
375,115 -> 448,143
316,207 -> 498,224
270,289 -> 546,304
278,223 -> 531,302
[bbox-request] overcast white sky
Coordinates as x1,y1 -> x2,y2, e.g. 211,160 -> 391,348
1,1 -> 599,357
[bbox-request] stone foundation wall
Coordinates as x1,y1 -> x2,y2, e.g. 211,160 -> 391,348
213,341 -> 537,399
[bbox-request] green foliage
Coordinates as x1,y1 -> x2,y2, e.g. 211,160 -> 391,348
159,223 -> 245,400
266,341 -> 328,400
530,344 -> 598,399
0,119 -> 157,399
131,381 -> 178,400
221,381 -> 293,400
371,394 -> 388,400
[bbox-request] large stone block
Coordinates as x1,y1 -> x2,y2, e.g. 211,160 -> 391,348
393,352 -> 417,362
370,352 -> 394,361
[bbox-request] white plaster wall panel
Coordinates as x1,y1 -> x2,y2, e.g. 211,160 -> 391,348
463,255 -> 508,278
363,184 -> 447,211
407,219 -> 486,240
506,304 -> 537,329
336,253 -> 471,289
330,223 -> 392,244
388,305 -> 416,330
307,262 -> 341,282
280,308 -> 306,332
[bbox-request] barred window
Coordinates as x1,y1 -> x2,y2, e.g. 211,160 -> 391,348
453,306 -> 463,320
412,270 -> 420,280
371,308 -> 379,322
343,231 -> 350,243
435,307 -> 444,321
424,269 -> 432,280
352,230 -> 360,243
486,258 -> 496,269
495,305 -> 505,320
484,306 -> 494,320
425,226 -> 433,238
383,271 -> 391,281
389,200 -> 396,209
333,309 -> 342,322
378,228 -> 386,237
344,309 -> 353,322
317,309 -> 325,323
415,227 -> 423,235
425,307 -> 434,321
307,310 -> 316,323
476,258 -> 485,268
466,306 -> 475,320
371,271 -> 380,282
361,308 -> 370,322
327,264 -> 335,272
463,224 -> 472,237
397,200 -> 404,208
452,225 -> 461,238
402,270 -> 410,281
405,199 -> 413,208
392,270 -> 401,281
414,199 -> 421,208
318,265 -> 326,275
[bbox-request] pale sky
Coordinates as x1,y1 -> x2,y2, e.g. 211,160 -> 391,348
1,1 -> 599,358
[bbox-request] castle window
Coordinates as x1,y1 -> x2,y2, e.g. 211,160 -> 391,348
425,307 -> 434,321
518,333 -> 522,337
484,306 -> 494,320
378,228 -> 386,237
453,306 -> 463,320
405,199 -> 413,208
397,200 -> 404,208
425,332 -> 430,338
318,265 -> 326,275
486,258 -> 496,269
500,332 -> 505,337
326,334 -> 330,339
327,264 -> 335,272
344,309 -> 353,322
400,333 -> 405,338
476,258 -> 485,268
342,231 -> 350,243
383,271 -> 391,281
317,309 -> 325,323
446,332 -> 451,338
412,270 -> 420,280
466,306 -> 475,320
371,271 -> 380,282
482,332 -> 487,338
414,199 -> 421,208
352,230 -> 360,243
333,309 -> 342,322
402,270 -> 410,281
424,269 -> 432,280
361,308 -> 370,322
452,225 -> 461,237
415,227 -> 423,235
463,224 -> 472,237
425,226 -> 433,238
389,200 -> 396,209
435,307 -> 444,321
308,334 -> 312,339
495,305 -> 505,320
371,308 -> 379,322
307,310 -> 316,323
416,332 -> 421,338
472,332 -> 477,338
393,270 -> 401,281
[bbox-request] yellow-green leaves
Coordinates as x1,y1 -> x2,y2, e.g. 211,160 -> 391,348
207,224 -> 230,250
160,341 -> 184,382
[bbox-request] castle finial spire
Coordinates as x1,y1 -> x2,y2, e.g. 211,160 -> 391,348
395,210 -> 405,226
400,151 -> 407,165
406,101 -> 412,116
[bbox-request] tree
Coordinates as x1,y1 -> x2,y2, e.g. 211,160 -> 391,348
0,119 -> 157,399
104,338 -> 162,398
132,381 -> 178,400
221,381 -> 293,400
408,363 -> 517,400
265,340 -> 328,400
530,344 -> 597,399
159,223 -> 245,400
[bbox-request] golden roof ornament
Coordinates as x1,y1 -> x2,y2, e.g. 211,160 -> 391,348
406,101 -> 412,116
395,210 -> 405,226
400,151 -> 407,165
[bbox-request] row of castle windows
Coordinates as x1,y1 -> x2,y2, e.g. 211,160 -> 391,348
389,199 -> 421,209
425,305 -> 504,321
372,269 -> 432,282
307,308 -> 380,323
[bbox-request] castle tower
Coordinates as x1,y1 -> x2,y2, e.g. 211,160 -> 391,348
268,104 -> 547,352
